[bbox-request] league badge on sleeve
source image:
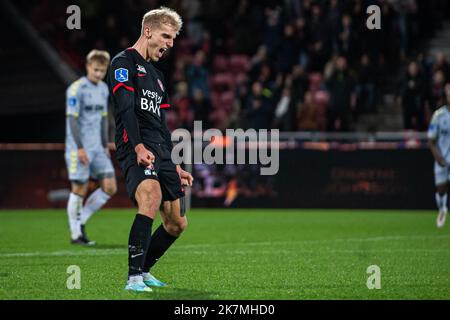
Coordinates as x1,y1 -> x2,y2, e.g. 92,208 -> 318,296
68,97 -> 77,106
115,68 -> 129,83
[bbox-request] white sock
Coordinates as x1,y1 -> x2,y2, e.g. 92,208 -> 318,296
67,192 -> 83,240
128,275 -> 143,284
435,193 -> 448,211
79,188 -> 111,225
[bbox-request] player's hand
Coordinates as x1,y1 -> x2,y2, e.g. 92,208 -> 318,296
105,147 -> 111,158
77,148 -> 89,165
177,166 -> 194,187
135,143 -> 155,167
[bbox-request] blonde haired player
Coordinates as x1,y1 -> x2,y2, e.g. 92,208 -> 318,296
107,7 -> 193,292
65,50 -> 117,245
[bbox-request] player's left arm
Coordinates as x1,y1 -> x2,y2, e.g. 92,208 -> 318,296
101,86 -> 110,156
66,81 -> 89,165
428,112 -> 446,166
101,116 -> 110,156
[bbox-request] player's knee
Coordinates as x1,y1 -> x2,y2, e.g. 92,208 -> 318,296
166,217 -> 187,236
71,182 -> 88,197
437,185 -> 448,194
103,183 -> 117,196
137,196 -> 161,217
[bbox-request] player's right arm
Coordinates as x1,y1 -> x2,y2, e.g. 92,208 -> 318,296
66,81 -> 89,165
428,111 -> 446,167
109,57 -> 154,167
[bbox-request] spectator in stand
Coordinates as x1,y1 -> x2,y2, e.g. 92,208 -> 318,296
417,52 -> 434,85
429,70 -> 447,110
294,17 -> 310,69
230,76 -> 250,129
173,58 -> 187,83
263,5 -> 283,57
327,0 -> 342,54
284,65 -> 310,130
171,81 -> 191,131
379,2 -> 400,65
273,85 -> 291,130
284,0 -> 302,21
276,23 -> 299,76
249,45 -> 268,81
433,52 -> 450,83
185,49 -> 210,99
337,14 -> 358,64
325,56 -> 355,131
290,65 -> 309,105
191,88 -> 212,129
390,0 -> 417,60
355,53 -> 377,116
297,91 -> 325,131
307,3 -> 330,73
245,81 -> 273,130
323,54 -> 338,80
256,63 -> 278,100
397,61 -> 427,130
233,0 -> 260,55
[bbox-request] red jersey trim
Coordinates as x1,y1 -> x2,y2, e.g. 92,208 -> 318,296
123,129 -> 129,143
113,83 -> 135,94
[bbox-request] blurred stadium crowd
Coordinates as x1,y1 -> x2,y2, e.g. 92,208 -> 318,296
17,0 -> 450,133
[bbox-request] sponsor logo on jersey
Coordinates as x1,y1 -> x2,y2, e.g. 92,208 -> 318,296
136,64 -> 147,73
115,68 -> 129,82
157,79 -> 164,92
140,89 -> 163,116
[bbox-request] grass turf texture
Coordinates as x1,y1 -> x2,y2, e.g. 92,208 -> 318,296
0,209 -> 449,300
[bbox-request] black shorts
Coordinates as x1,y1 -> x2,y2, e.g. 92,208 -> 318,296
118,142 -> 185,204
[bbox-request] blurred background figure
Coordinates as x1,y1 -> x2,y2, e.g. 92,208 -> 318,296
397,61 -> 427,130
325,56 -> 355,131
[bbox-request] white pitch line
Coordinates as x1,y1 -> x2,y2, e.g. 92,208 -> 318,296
174,234 -> 450,249
1,234 -> 449,258
0,248 -> 125,258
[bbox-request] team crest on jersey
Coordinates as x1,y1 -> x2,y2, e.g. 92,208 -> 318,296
157,79 -> 164,92
115,68 -> 129,82
136,64 -> 147,74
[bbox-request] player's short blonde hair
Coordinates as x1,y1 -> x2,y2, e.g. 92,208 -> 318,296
86,50 -> 110,65
141,6 -> 183,35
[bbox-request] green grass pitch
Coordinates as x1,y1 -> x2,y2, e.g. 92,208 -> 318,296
0,209 -> 449,300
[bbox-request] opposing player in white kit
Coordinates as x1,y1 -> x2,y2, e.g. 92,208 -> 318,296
65,50 -> 117,245
428,83 -> 450,228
